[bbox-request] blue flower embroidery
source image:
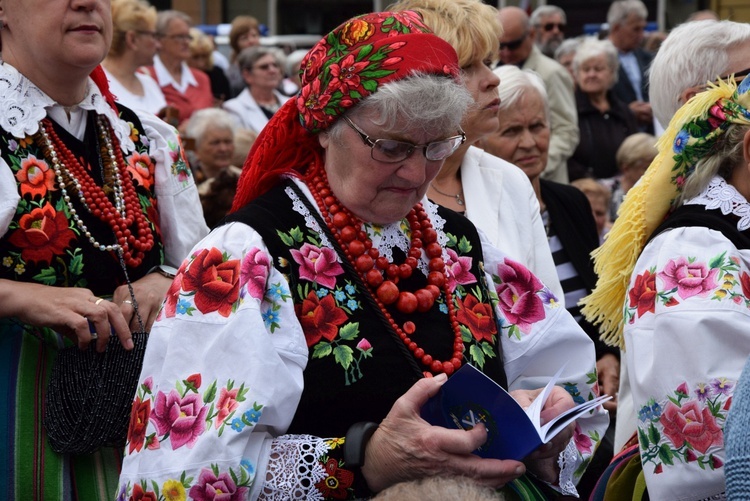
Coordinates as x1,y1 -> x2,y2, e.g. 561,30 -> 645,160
262,308 -> 280,329
244,408 -> 262,423
439,303 -> 449,314
316,288 -> 329,298
345,284 -> 356,295
673,129 -> 690,153
347,299 -> 358,311
334,290 -> 346,302
176,299 -> 191,315
240,459 -> 255,476
231,418 -> 245,432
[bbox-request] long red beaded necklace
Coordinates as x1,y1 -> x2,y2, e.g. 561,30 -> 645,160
305,168 -> 463,377
38,116 -> 154,268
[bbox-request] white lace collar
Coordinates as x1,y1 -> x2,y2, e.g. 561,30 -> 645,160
0,62 -> 135,152
685,175 -> 750,231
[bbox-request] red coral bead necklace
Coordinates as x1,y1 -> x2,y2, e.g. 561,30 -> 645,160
305,167 -> 463,377
38,116 -> 154,268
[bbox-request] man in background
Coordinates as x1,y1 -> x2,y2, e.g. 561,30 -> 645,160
531,5 -> 567,58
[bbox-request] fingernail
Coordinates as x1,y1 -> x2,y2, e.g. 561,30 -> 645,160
515,465 -> 525,475
126,338 -> 134,350
434,373 -> 448,383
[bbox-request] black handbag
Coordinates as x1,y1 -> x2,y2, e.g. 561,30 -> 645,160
44,269 -> 148,455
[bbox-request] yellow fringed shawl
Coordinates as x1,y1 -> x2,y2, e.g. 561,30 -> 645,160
580,78 -> 745,349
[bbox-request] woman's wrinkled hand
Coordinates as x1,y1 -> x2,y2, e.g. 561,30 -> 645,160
361,374 -> 526,493
0,279 -> 132,351
112,272 -> 172,332
511,386 -> 576,484
597,353 -> 620,414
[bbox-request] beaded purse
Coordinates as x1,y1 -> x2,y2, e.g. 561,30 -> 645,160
44,257 -> 148,455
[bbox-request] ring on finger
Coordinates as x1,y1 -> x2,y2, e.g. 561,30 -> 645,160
123,300 -> 133,305
94,297 -> 105,306
90,331 -> 98,339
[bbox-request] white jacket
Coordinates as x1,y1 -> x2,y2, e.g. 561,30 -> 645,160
222,88 -> 290,133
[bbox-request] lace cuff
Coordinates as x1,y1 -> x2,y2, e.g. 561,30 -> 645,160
557,439 -> 580,497
259,434 -> 369,500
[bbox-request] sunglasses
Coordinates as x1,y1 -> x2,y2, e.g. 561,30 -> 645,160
541,22 -> 566,32
343,116 -> 466,163
499,32 -> 528,51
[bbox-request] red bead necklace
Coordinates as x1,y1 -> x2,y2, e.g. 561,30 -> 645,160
305,168 -> 463,376
39,116 -> 154,268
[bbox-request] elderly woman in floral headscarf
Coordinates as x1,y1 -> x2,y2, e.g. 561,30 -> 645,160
118,11 -> 606,500
583,76 -> 750,500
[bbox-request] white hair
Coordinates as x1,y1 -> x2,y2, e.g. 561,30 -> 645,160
572,38 -> 619,78
530,5 -> 566,26
184,108 -> 239,148
494,65 -> 550,122
554,36 -> 583,62
649,20 -> 750,126
607,0 -> 647,27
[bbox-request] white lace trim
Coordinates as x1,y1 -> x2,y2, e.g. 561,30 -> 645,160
685,176 -> 750,231
0,62 -> 135,152
557,439 -> 579,497
260,434 -> 329,500
289,179 -> 452,278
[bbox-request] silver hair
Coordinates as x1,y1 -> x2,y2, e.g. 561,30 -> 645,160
554,37 -> 583,62
572,38 -> 619,79
607,0 -> 647,27
184,108 -> 239,148
237,45 -> 284,72
155,10 -> 192,35
649,20 -> 750,127
677,124 -> 750,205
494,65 -> 550,122
327,73 -> 472,143
530,5 -> 567,26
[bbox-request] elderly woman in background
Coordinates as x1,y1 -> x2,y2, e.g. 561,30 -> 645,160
188,27 -> 231,103
554,37 -> 582,84
147,10 -> 213,123
222,46 -> 290,134
568,38 -> 637,181
482,65 -> 617,498
102,0 -> 167,115
0,0 -> 208,498
392,0 -> 564,306
583,77 -> 750,500
604,132 -> 656,220
118,11 -> 606,500
225,15 -> 262,98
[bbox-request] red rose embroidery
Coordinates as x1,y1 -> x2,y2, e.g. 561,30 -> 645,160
456,294 -> 497,342
181,248 -> 241,317
15,155 -> 55,198
629,269 -> 657,317
740,271 -> 750,298
315,458 -> 354,499
130,483 -> 158,501
127,396 -> 151,454
659,400 -> 723,454
296,291 -> 348,347
8,204 -> 75,264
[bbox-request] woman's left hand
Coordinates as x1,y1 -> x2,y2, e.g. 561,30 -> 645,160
511,386 -> 576,484
112,272 -> 173,332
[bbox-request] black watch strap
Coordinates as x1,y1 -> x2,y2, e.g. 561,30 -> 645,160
343,421 -> 378,468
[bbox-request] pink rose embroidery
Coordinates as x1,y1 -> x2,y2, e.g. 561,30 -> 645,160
188,468 -> 249,501
659,400 -> 723,454
658,257 -> 718,299
290,243 -> 344,289
241,247 -> 271,300
215,387 -> 240,429
574,423 -> 593,455
445,248 -> 475,291
495,258 -> 546,333
150,389 -> 208,450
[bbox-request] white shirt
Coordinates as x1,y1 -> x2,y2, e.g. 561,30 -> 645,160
104,68 -> 167,116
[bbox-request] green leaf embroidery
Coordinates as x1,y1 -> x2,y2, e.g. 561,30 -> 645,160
333,345 -> 354,369
312,342 -> 333,359
338,322 -> 359,341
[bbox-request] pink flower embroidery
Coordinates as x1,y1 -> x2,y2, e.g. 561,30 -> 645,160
215,387 -> 240,429
150,389 -> 208,450
658,257 -> 718,299
445,248 -> 475,291
188,468 -> 249,501
241,247 -> 271,300
495,258 -> 546,333
290,243 -> 344,289
574,423 -> 593,455
659,400 -> 723,454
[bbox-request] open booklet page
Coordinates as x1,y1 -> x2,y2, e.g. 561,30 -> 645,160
421,363 -> 610,460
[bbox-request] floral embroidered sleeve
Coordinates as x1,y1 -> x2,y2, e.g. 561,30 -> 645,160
117,222 -> 362,500
624,226 -> 750,500
479,230 -> 609,495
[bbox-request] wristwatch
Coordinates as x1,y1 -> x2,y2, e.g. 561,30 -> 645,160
148,264 -> 178,279
343,421 -> 379,468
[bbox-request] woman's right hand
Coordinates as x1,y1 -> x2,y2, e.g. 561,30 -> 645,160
361,374 -> 526,493
0,280 -> 133,351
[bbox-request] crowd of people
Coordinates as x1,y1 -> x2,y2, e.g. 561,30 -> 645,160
2,0 -> 750,499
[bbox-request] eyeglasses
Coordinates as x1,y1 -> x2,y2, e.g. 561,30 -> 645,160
499,32 -> 528,51
163,33 -> 193,42
254,62 -> 280,71
541,22 -> 566,32
135,30 -> 158,39
343,116 -> 466,163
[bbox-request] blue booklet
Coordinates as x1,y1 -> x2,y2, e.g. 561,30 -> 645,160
421,363 -> 610,461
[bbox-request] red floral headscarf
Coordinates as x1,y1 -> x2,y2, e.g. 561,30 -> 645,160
230,10 -> 459,212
